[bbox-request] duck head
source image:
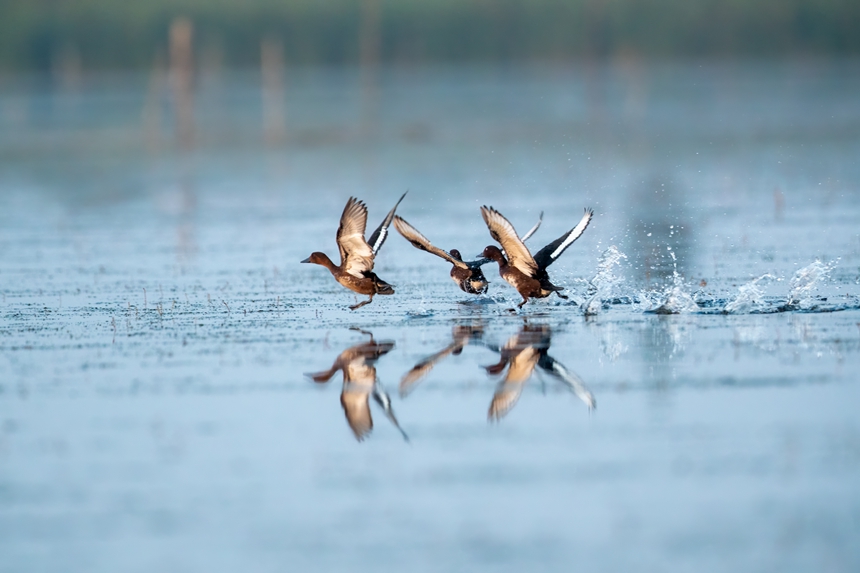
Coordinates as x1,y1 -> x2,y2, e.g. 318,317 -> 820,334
301,252 -> 333,267
481,245 -> 506,263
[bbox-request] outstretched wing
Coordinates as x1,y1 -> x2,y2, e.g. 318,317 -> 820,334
367,191 -> 407,256
393,216 -> 468,269
400,341 -> 462,397
537,354 -> 596,410
337,197 -> 375,277
372,383 -> 410,442
488,346 -> 539,420
480,206 -> 538,276
532,208 -> 593,270
341,387 -> 373,441
520,211 -> 543,242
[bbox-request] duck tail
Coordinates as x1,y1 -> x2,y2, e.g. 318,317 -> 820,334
374,277 -> 395,295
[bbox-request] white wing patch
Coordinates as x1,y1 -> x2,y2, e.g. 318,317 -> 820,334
550,208 -> 593,261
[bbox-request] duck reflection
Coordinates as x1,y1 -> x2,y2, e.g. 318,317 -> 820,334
400,323 -> 485,397
306,329 -> 408,442
484,324 -> 596,420
400,322 -> 595,421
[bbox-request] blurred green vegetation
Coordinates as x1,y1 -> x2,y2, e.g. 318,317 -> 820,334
1,0 -> 858,71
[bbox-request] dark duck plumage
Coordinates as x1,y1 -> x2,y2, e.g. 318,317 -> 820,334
480,205 -> 593,308
301,193 -> 406,310
392,213 -> 543,295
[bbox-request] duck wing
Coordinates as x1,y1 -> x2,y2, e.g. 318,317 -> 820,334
480,206 -> 538,276
337,197 -> 375,278
372,383 -> 410,442
532,208 -> 593,270
400,341 -> 463,397
520,211 -> 543,242
488,346 -> 540,420
537,354 -> 596,411
341,385 -> 373,441
341,359 -> 376,441
393,216 -> 468,269
367,191 -> 407,256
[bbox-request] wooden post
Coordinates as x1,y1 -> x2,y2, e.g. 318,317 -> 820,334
170,17 -> 194,151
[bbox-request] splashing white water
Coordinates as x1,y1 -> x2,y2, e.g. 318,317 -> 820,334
724,274 -> 775,314
788,260 -> 835,308
644,249 -> 698,314
582,246 -> 628,315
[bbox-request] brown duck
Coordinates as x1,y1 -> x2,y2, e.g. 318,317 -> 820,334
481,205 -> 593,308
302,193 -> 406,310
306,330 -> 408,442
399,323 -> 485,397
485,323 -> 595,420
393,213 -> 542,295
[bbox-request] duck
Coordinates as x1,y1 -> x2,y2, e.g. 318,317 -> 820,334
480,205 -> 593,308
484,323 -> 595,420
301,193 -> 406,310
399,323 -> 485,397
306,329 -> 408,441
485,325 -> 547,420
392,212 -> 543,295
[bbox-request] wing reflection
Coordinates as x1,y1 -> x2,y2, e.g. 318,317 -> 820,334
484,323 -> 596,420
306,329 -> 408,442
400,323 -> 485,397
400,322 -> 595,422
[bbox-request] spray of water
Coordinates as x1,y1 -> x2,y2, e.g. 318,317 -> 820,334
644,248 -> 698,314
582,246 -> 628,316
723,274 -> 775,314
787,260 -> 835,308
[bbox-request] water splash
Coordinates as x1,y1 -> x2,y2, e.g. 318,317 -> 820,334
582,246 -> 628,316
723,274 -> 775,314
787,260 -> 835,309
644,249 -> 698,314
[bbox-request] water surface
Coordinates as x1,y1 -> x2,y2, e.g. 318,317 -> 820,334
1,61 -> 860,572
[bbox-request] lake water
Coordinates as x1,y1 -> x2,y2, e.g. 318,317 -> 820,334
1,60 -> 860,572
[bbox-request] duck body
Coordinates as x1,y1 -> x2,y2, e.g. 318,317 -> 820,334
480,205 -> 593,308
301,193 -> 405,310
481,246 -> 546,305
306,331 -> 406,442
448,249 -> 490,294
303,252 -> 395,299
392,215 -> 542,296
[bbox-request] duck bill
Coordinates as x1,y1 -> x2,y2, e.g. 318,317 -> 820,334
300,256 -> 311,263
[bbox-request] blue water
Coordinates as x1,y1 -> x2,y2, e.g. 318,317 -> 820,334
1,60 -> 859,572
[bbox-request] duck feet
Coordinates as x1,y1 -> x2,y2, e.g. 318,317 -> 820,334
349,296 -> 373,311
555,292 -> 569,300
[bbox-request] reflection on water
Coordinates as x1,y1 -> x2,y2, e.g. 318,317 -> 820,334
306,328 -> 408,442
1,61 -> 859,572
400,321 -> 595,423
400,323 -> 485,396
484,323 -> 596,419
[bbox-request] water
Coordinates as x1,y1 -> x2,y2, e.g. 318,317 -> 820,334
1,60 -> 860,572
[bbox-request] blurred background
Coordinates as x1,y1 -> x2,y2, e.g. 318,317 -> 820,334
1,0 -> 858,278
2,3 -> 860,572
3,0 -> 859,72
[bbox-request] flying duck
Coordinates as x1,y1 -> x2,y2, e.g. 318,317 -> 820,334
480,206 -> 593,308
485,323 -> 595,420
399,323 -> 485,397
393,212 -> 543,295
306,330 -> 408,441
301,193 -> 406,310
